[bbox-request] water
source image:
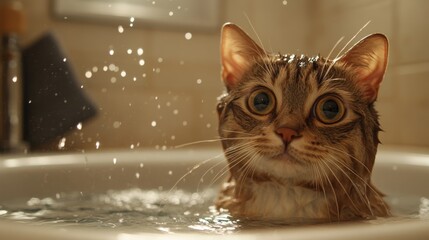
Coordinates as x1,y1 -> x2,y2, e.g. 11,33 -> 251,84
0,188 -> 239,234
0,188 -> 428,234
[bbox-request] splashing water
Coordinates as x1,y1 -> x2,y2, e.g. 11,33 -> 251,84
118,25 -> 124,33
0,188 -> 240,234
185,32 -> 192,40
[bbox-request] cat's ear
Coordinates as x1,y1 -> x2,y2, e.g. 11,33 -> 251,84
221,23 -> 265,90
337,34 -> 388,103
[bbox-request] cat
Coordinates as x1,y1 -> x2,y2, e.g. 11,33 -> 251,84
215,23 -> 391,222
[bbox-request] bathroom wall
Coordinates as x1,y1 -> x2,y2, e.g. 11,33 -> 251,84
16,0 -> 429,151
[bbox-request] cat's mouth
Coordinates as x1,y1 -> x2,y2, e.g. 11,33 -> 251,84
271,149 -> 301,164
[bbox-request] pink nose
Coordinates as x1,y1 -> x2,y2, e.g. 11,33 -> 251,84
275,127 -> 299,143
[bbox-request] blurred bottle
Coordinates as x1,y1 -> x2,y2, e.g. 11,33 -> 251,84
0,1 -> 27,152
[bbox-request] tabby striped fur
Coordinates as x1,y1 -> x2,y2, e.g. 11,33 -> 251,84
215,23 -> 390,222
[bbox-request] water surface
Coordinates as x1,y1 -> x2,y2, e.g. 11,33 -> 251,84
0,188 -> 428,234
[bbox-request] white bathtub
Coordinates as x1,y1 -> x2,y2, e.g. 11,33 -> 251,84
0,146 -> 428,240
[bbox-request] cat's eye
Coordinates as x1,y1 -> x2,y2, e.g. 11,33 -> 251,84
314,95 -> 345,124
247,89 -> 275,115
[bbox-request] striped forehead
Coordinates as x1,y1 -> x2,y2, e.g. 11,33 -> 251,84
257,56 -> 322,113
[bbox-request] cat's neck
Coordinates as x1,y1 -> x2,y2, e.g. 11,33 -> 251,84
219,176 -> 331,220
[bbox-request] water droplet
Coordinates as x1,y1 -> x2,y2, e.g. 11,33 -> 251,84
129,23 -> 134,27
103,66 -> 108,71
168,170 -> 173,175
109,49 -> 115,56
95,141 -> 101,149
133,77 -> 137,82
110,77 -> 117,83
162,145 -> 167,151
166,102 -> 171,107
140,163 -> 144,168
282,0 -> 288,5
158,57 -> 163,63
76,122 -> 82,130
168,11 -> 174,16
56,193 -> 61,199
196,78 -> 202,84
120,71 -> 127,77
113,158 -> 117,164
85,71 -> 92,79
179,60 -> 185,65
151,121 -> 157,127
137,48 -> 144,55
118,25 -> 124,33
171,135 -> 176,140
92,66 -> 98,72
130,17 -> 135,23
182,121 -> 188,126
152,1 -> 156,5
58,137 -> 66,149
63,58 -> 67,62
177,6 -> 182,10
173,109 -> 179,115
185,32 -> 192,40
139,59 -> 145,66
199,114 -> 204,118
206,123 -> 211,128
108,64 -> 116,71
130,144 -> 135,149
113,121 -> 121,128
127,49 -> 133,54
12,76 -> 17,83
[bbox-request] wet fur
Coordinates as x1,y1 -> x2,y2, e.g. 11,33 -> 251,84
215,23 -> 390,222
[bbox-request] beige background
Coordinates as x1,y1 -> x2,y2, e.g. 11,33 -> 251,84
14,0 -> 429,151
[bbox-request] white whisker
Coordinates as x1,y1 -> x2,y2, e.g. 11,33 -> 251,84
328,155 -> 374,215
317,161 -> 340,221
174,136 -> 257,149
323,20 -> 371,80
321,36 -> 344,78
322,157 -> 359,215
168,152 -> 224,194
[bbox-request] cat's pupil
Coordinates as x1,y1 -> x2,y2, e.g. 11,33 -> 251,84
322,100 -> 339,119
253,92 -> 270,112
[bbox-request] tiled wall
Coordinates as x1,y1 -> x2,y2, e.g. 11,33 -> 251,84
18,0 -> 429,151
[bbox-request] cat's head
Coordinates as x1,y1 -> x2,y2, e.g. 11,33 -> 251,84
217,23 -> 388,185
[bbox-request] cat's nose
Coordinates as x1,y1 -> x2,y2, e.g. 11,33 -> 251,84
275,127 -> 299,143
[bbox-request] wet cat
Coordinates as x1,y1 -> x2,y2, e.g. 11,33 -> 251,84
215,23 -> 391,222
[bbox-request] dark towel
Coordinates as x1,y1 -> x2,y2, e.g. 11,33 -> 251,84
22,32 -> 97,147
